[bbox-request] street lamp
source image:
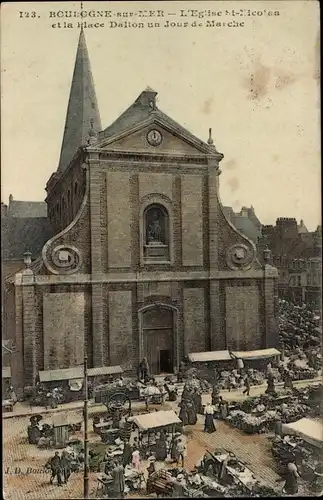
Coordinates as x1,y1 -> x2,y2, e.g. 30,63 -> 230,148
263,247 -> 271,264
23,251 -> 32,268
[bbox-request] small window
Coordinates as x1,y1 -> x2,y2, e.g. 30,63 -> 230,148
74,182 -> 78,195
67,189 -> 71,204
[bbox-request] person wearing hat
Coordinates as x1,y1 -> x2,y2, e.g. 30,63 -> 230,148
147,456 -> 156,477
175,436 -> 186,468
61,450 -> 71,484
155,431 -> 167,461
178,398 -> 189,426
242,374 -> 251,396
171,476 -> 187,498
122,439 -> 132,467
109,460 -> 125,499
219,397 -> 229,420
282,462 -> 300,495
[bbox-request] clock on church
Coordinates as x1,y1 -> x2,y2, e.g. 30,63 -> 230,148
147,129 -> 163,146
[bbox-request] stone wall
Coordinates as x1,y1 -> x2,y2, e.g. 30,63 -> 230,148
183,286 -> 206,354
181,175 -> 203,267
225,284 -> 260,350
43,292 -> 85,369
108,289 -> 133,369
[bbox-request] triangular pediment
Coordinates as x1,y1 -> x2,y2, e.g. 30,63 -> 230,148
95,114 -> 213,156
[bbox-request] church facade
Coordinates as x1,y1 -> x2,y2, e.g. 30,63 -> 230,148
8,31 -> 279,389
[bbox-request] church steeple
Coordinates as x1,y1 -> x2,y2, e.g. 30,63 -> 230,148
57,29 -> 101,173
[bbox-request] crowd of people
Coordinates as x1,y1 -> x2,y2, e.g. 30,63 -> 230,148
278,299 -> 321,355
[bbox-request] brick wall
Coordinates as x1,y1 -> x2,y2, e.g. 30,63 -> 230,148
108,289 -> 133,369
47,157 -> 86,234
183,286 -> 206,353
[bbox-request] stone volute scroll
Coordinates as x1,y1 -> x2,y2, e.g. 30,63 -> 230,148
42,162 -> 89,275
50,245 -> 83,274
226,243 -> 256,271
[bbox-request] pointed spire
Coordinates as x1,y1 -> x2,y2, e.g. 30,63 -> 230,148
57,29 -> 101,172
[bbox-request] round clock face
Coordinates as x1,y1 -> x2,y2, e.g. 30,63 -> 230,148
147,129 -> 163,146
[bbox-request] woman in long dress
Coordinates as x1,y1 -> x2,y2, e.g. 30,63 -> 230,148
283,462 -> 300,495
204,403 -> 216,433
219,397 -> 229,420
186,399 -> 198,425
178,399 -> 189,426
122,440 -> 132,467
131,449 -> 141,471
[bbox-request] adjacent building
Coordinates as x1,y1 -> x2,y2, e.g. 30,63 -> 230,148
258,218 -> 321,304
222,205 -> 262,244
3,30 -> 279,390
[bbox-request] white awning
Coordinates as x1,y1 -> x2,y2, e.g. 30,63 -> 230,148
39,367 -> 83,383
188,351 -> 232,363
188,348 -> 280,363
233,348 -> 281,360
282,418 -> 323,448
128,410 -> 181,431
87,365 -> 123,377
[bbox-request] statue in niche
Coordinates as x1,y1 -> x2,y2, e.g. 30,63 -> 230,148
148,211 -> 163,243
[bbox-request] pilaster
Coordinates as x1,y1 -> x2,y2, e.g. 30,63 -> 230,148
21,271 -> 37,387
89,154 -> 104,366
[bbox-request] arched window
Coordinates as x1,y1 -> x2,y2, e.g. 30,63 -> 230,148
143,204 -> 170,262
74,182 -> 78,195
67,189 -> 71,204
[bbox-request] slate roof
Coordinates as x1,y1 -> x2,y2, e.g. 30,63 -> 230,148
99,88 -> 215,151
297,220 -> 309,234
58,29 -> 101,173
2,216 -> 52,260
8,200 -> 47,218
233,215 -> 262,243
222,206 -> 262,244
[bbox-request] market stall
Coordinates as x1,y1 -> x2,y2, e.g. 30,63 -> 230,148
187,349 -> 281,382
36,365 -> 123,404
281,418 -> 323,449
52,414 -> 70,448
128,410 -> 182,456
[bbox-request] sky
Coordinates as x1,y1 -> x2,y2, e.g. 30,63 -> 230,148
1,0 -> 320,229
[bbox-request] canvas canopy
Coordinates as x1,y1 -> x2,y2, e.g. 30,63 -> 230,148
87,365 -> 123,377
39,365 -> 123,383
188,348 -> 280,363
233,348 -> 280,360
188,351 -> 232,363
282,418 -> 323,449
128,410 -> 181,431
39,367 -> 83,383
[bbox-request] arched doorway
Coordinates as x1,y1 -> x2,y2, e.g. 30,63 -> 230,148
140,305 -> 175,375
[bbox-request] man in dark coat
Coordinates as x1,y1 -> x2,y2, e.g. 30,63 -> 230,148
139,358 -> 149,382
50,451 -> 62,486
61,451 -> 71,484
110,461 -> 125,499
242,375 -> 251,396
265,371 -> 276,394
186,399 -> 197,425
122,440 -> 132,467
178,399 -> 189,426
